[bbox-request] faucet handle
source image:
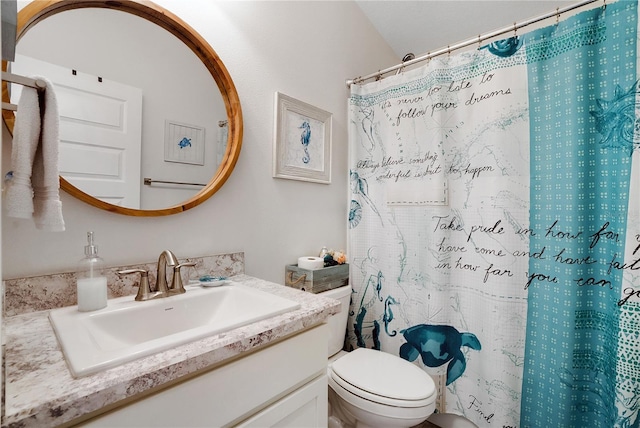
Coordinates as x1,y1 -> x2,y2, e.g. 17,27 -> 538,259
170,262 -> 197,295
117,269 -> 152,301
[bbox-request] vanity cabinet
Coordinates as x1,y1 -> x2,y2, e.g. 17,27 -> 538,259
79,324 -> 328,427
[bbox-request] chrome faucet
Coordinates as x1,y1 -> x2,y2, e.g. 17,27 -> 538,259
118,250 -> 196,301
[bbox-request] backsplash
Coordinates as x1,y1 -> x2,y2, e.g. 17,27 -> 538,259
3,252 -> 244,317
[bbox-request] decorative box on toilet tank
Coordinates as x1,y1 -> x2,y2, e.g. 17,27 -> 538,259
285,263 -> 349,294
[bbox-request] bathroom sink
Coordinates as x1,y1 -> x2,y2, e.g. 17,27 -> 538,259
49,283 -> 301,377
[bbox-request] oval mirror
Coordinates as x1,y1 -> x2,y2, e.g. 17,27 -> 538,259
2,0 -> 242,216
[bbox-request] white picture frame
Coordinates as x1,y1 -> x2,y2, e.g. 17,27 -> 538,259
164,120 -> 205,165
273,92 -> 332,184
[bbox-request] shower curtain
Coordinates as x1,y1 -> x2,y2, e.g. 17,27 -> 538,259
347,2 -> 640,427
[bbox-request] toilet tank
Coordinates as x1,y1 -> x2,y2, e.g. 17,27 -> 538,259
318,285 -> 352,357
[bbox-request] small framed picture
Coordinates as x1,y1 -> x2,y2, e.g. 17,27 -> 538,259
164,120 -> 205,165
273,92 -> 332,184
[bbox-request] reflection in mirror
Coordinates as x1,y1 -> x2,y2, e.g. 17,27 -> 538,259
3,0 -> 242,216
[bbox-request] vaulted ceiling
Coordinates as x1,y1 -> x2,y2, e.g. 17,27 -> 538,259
355,1 -> 578,60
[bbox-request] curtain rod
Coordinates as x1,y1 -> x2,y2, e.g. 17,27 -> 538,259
346,0 -> 601,87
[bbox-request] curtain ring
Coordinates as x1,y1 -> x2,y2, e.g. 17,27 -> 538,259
447,45 -> 451,56
396,53 -> 414,75
603,0 -> 606,10
513,22 -> 517,37
477,34 -> 482,49
555,7 -> 560,25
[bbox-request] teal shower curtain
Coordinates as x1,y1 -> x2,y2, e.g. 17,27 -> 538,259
347,1 -> 640,426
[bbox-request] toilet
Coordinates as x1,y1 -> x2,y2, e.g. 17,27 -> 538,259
320,285 -> 437,428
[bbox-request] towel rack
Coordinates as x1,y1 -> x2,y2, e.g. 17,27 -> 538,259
1,71 -> 47,111
143,177 -> 206,187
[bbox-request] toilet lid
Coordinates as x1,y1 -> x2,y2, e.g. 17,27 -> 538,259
330,348 -> 435,402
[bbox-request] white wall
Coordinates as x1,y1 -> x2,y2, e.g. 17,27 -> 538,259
2,1 -> 398,284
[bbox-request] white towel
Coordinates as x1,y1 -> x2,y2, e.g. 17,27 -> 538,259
5,84 -> 40,219
5,76 -> 65,231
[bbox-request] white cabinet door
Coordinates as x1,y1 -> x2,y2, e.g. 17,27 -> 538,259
236,375 -> 328,428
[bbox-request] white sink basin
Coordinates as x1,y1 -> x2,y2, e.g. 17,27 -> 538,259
49,283 -> 300,377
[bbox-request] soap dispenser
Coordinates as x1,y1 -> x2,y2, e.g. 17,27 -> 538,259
77,231 -> 107,312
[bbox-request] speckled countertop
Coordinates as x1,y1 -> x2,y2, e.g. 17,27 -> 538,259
2,275 -> 340,428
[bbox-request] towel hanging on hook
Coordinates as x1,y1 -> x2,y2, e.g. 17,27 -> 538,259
5,75 -> 65,232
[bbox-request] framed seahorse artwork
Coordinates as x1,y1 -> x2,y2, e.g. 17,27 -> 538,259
273,92 -> 332,184
164,120 -> 206,165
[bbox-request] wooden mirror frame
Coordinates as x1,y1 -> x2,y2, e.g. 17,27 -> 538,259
2,0 -> 242,216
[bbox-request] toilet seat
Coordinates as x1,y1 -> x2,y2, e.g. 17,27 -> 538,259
328,348 -> 436,408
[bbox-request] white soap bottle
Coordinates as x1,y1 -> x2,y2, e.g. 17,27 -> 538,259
77,231 -> 108,312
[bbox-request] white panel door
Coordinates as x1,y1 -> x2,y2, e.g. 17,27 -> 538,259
10,54 -> 143,208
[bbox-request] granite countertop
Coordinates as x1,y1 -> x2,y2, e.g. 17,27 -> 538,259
2,275 -> 340,428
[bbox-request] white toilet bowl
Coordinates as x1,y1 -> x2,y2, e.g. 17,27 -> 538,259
320,286 -> 436,428
328,347 -> 436,428
320,285 -> 477,428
